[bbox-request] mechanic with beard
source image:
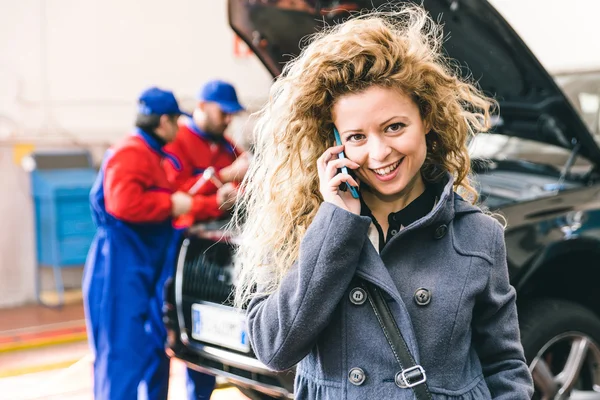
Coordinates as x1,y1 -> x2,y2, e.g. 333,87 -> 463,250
164,79 -> 249,225
83,87 -> 197,400
163,79 -> 249,399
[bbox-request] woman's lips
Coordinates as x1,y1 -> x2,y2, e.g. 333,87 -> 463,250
370,158 -> 403,182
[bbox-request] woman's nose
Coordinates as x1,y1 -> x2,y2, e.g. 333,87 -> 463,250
369,137 -> 392,161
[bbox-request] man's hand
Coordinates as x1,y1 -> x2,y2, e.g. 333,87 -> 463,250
219,153 -> 250,183
171,191 -> 193,217
216,183 -> 239,210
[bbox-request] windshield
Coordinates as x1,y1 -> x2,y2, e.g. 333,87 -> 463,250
554,71 -> 600,145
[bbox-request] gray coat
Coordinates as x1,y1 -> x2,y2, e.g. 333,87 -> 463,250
247,175 -> 534,399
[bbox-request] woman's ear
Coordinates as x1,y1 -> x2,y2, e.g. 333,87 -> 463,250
424,121 -> 432,135
419,102 -> 432,134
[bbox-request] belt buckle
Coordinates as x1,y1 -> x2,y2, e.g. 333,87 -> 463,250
396,365 -> 427,388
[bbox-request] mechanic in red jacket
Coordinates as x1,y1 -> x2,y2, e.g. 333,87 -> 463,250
164,79 -> 249,228
163,80 -> 249,398
83,87 -> 194,400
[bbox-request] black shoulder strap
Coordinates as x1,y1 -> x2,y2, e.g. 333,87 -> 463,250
362,281 -> 432,400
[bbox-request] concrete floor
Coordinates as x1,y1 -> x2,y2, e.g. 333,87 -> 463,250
0,343 -> 249,400
0,299 -> 249,400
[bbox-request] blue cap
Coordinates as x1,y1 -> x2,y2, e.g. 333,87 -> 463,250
138,87 -> 191,117
197,80 -> 245,114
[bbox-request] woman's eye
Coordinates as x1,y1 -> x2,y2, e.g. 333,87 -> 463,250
347,134 -> 365,142
387,123 -> 405,133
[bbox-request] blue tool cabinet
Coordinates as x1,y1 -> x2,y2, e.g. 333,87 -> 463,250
29,150 -> 98,306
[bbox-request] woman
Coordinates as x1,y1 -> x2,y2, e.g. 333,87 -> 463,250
232,5 -> 534,399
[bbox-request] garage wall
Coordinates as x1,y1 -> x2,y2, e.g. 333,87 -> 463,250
0,0 -> 273,144
491,0 -> 600,73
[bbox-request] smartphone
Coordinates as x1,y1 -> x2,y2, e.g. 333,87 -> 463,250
333,127 -> 360,199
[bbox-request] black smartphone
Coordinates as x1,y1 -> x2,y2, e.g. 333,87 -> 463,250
333,127 -> 359,199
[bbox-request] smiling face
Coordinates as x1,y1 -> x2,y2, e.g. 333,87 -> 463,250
332,85 -> 429,206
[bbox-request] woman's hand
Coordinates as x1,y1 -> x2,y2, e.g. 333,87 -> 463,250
317,144 -> 361,215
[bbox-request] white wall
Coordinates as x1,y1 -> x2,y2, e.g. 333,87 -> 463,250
490,0 -> 600,73
0,147 -> 37,307
0,0 -> 273,144
0,0 -> 598,307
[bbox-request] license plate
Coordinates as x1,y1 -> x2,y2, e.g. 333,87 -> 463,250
191,302 -> 250,353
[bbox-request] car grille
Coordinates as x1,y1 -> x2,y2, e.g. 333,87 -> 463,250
181,236 -> 236,305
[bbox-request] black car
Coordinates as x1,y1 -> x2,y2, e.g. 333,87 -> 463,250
164,1 -> 600,399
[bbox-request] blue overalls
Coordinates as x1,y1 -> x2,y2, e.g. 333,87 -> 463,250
83,131 -> 179,400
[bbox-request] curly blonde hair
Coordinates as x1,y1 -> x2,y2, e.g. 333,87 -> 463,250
232,4 -> 496,308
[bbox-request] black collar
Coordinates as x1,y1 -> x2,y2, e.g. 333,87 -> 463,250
360,183 -> 437,251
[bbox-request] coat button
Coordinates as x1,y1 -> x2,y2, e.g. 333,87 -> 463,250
390,229 -> 398,236
348,367 -> 366,385
414,288 -> 431,306
433,224 -> 448,239
349,287 -> 367,305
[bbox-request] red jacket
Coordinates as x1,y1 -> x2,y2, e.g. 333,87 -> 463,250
102,129 -> 173,224
163,118 -> 242,222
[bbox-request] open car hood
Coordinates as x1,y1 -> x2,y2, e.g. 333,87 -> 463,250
228,0 -> 600,165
